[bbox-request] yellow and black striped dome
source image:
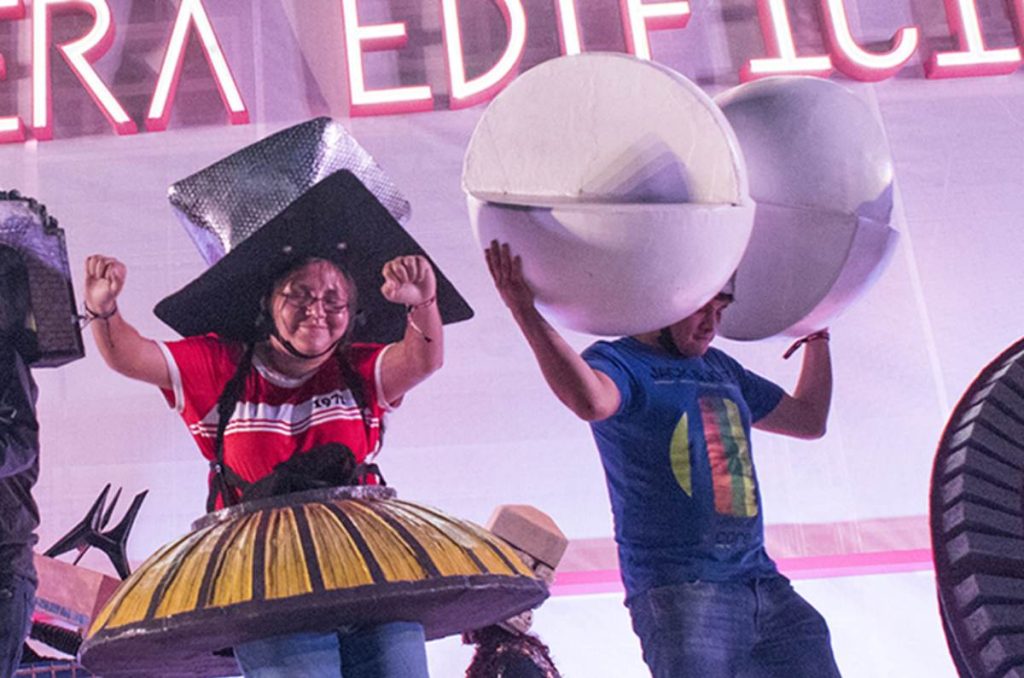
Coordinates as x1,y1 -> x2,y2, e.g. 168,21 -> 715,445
79,487 -> 547,677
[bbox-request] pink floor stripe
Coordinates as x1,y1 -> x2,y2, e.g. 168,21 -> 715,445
548,548 -> 935,597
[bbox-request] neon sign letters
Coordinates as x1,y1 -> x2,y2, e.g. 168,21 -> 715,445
1,0 -> 246,143
1,0 -> 1023,143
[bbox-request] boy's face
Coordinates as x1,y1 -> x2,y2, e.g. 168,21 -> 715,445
667,294 -> 732,358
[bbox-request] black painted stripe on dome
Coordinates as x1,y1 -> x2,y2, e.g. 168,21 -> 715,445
295,504 -> 326,594
196,514 -> 250,609
320,500 -> 386,584
392,500 -> 517,574
369,503 -> 445,579
142,525 -> 220,622
251,508 -> 274,602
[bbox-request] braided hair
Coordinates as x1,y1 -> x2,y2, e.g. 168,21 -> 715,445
207,257 -> 378,510
208,341 -> 256,509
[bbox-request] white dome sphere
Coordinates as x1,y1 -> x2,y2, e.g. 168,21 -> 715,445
470,198 -> 754,336
464,53 -> 755,336
714,76 -> 898,340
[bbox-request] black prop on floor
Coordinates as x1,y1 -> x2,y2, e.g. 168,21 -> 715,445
43,483 -> 148,580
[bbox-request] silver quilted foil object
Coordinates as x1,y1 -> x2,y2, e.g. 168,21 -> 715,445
0,191 -> 84,367
168,117 -> 411,265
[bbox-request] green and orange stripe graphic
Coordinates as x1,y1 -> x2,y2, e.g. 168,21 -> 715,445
702,396 -> 757,517
669,397 -> 758,516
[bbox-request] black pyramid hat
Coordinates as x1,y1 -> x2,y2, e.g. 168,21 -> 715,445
154,170 -> 473,344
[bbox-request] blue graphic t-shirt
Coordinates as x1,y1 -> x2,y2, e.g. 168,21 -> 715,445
582,337 -> 785,600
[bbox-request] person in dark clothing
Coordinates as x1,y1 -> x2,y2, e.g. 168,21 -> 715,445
0,245 -> 41,678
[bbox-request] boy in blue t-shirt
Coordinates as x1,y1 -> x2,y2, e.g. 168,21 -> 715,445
485,241 -> 840,678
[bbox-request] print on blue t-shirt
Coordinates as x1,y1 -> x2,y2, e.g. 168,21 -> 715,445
582,337 -> 785,600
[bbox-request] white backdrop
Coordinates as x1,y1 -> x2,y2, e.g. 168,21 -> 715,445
4,0 -> 1024,675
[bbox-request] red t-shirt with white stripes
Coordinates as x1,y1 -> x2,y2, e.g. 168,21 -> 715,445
159,334 -> 392,503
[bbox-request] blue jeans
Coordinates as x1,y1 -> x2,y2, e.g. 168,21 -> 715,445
234,622 -> 429,678
0,572 -> 35,678
627,576 -> 841,678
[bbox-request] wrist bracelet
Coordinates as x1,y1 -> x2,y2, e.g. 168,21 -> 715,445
80,302 -> 118,328
782,329 -> 830,360
406,296 -> 437,313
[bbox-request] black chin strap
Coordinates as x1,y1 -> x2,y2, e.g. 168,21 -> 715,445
270,326 -> 343,360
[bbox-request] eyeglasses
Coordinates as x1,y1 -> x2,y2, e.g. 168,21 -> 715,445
279,291 -> 350,315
